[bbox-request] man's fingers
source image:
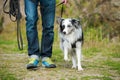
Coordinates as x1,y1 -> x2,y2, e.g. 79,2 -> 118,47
62,0 -> 67,4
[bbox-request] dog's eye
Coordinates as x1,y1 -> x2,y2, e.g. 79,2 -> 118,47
62,25 -> 65,28
67,25 -> 71,27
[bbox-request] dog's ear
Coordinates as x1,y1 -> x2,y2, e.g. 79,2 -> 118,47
56,17 -> 64,24
71,19 -> 80,26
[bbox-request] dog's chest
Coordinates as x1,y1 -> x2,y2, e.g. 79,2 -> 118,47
61,33 -> 79,49
63,29 -> 81,43
65,33 -> 76,44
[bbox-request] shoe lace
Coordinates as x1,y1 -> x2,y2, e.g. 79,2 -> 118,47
29,58 -> 36,64
45,58 -> 54,64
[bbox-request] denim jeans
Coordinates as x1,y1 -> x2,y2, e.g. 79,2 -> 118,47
24,0 -> 56,58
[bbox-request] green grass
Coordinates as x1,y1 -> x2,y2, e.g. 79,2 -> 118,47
103,60 -> 120,74
83,47 -> 101,57
69,77 -> 78,80
109,45 -> 120,58
0,68 -> 18,80
81,76 -> 112,80
0,40 -> 15,45
53,48 -> 63,62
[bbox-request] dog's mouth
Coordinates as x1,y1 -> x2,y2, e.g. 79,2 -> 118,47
63,31 -> 66,35
62,29 -> 75,35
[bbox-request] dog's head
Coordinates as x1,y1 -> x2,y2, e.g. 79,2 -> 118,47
57,17 -> 80,35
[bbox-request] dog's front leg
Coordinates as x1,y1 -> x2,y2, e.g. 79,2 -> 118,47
76,48 -> 83,71
64,48 -> 69,61
72,54 -> 77,69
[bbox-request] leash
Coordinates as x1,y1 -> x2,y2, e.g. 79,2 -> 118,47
3,0 -> 23,50
3,0 -> 64,50
60,4 -> 64,17
55,1 -> 65,17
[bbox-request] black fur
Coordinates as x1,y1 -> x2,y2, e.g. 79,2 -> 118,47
71,19 -> 80,29
59,19 -> 64,33
72,32 -> 84,48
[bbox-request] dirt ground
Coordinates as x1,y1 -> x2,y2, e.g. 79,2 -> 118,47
0,52 -> 120,80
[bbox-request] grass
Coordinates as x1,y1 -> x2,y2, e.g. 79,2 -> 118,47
0,68 -> 18,80
0,21 -> 120,79
103,60 -> 120,74
83,47 -> 101,58
81,76 -> 112,80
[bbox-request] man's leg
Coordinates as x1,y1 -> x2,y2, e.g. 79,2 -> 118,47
40,0 -> 56,68
40,0 -> 55,58
24,0 -> 39,69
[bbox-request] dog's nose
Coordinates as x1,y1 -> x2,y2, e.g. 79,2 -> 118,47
63,31 -> 66,34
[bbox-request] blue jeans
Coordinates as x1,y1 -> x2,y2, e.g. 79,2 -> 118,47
24,0 -> 56,57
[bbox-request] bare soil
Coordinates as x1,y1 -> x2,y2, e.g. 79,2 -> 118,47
0,53 -> 120,80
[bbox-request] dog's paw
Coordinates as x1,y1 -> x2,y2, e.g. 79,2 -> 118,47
78,67 -> 83,71
64,57 -> 70,61
64,59 -> 70,62
72,66 -> 77,69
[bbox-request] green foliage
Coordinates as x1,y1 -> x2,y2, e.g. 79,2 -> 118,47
61,0 -> 120,40
84,27 -> 103,41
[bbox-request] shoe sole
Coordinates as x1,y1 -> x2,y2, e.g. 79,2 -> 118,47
42,64 -> 56,68
27,64 -> 38,69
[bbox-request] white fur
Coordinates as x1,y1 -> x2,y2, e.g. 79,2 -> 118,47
57,18 -> 83,71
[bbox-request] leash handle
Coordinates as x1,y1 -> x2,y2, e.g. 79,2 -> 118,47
3,0 -> 23,50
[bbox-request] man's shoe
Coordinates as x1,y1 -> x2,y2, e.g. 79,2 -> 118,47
27,58 -> 39,69
42,57 -> 56,68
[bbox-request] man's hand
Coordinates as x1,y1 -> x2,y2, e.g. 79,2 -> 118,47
62,0 -> 68,4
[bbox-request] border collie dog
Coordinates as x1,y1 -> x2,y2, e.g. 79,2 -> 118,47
57,17 -> 84,71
